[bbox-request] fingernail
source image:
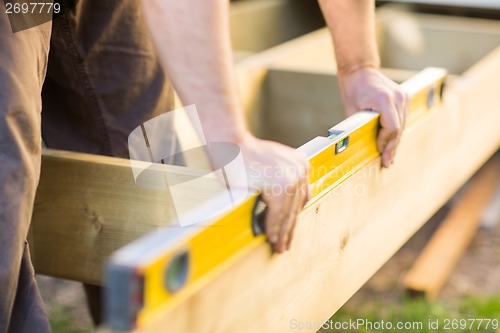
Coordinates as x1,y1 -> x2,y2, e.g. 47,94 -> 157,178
269,235 -> 278,244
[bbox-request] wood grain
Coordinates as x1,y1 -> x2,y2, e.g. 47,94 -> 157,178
30,150 -> 223,285
107,47 -> 500,333
34,6 -> 500,331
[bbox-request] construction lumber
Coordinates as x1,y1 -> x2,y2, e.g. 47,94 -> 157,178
263,66 -> 419,147
32,15 -> 500,293
234,26 -> 406,145
265,67 -> 343,147
404,156 -> 500,299
229,0 -> 324,55
481,185 -> 500,229
389,0 -> 500,10
235,29 -> 335,138
30,150 -> 221,285
239,4 -> 500,145
98,46 -> 500,333
31,7 -> 500,330
30,26 -> 330,287
377,5 -> 500,74
31,29 -> 339,285
236,8 -> 500,81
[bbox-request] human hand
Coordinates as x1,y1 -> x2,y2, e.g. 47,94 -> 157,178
237,134 -> 310,253
338,67 -> 408,167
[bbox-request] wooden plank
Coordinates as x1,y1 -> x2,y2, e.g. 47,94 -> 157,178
32,14 -> 500,287
235,29 -> 336,138
263,66 -> 420,147
237,4 -> 500,140
404,156 -> 500,299
108,47 -> 500,333
229,0 -> 324,55
32,29 -> 339,285
30,150 -> 223,285
377,5 -> 500,74
233,24 -> 423,144
244,8 -> 500,76
481,185 -> 500,229
264,67 -> 344,147
388,0 -> 500,10
32,9 -> 500,290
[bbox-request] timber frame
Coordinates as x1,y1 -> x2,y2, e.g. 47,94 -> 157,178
28,3 -> 500,333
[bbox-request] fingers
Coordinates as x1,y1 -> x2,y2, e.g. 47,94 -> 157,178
282,160 -> 310,251
239,136 -> 310,254
285,183 -> 308,250
379,132 -> 400,167
376,97 -> 401,167
376,88 -> 408,168
262,156 -> 309,253
277,183 -> 300,252
396,89 -> 409,131
263,188 -> 293,248
403,91 -> 409,127
339,68 -> 408,168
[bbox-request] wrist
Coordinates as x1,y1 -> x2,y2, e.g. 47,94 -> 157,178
337,61 -> 380,78
203,126 -> 251,144
195,101 -> 250,144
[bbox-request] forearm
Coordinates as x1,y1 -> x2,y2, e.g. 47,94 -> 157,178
140,0 -> 247,143
318,0 -> 380,75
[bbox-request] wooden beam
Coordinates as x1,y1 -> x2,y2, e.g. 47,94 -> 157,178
236,4 -> 500,139
31,8 -> 500,329
481,185 -> 500,229
264,67 -> 343,147
404,156 -> 500,299
384,0 -> 500,10
32,29 -> 339,286
263,66 -> 419,148
235,29 -> 335,138
235,26 -> 425,144
32,8 -> 500,293
30,150 -> 222,285
234,28 -> 413,142
229,0 -> 324,55
377,5 -> 500,74
98,46 -> 500,333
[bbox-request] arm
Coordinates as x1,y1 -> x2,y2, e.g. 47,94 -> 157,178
318,0 -> 408,167
140,0 -> 309,252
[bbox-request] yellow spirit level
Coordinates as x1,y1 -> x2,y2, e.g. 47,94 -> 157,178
105,68 -> 447,331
